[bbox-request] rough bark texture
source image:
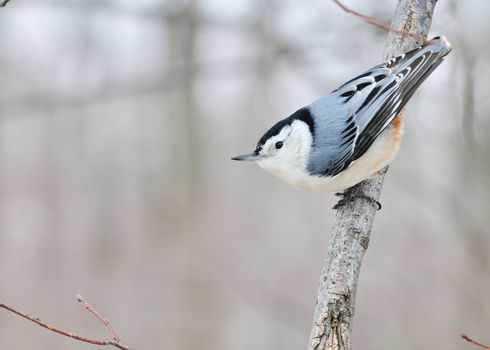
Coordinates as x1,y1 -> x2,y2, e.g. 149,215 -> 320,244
307,1 -> 437,349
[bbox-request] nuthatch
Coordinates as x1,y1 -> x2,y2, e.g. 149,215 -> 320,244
233,37 -> 451,194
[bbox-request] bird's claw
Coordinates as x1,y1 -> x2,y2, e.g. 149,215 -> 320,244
333,192 -> 382,210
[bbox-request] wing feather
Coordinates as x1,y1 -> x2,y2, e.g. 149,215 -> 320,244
308,37 -> 451,176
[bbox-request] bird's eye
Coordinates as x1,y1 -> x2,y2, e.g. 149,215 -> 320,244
275,141 -> 283,149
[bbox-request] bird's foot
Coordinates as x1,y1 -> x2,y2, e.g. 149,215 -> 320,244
333,191 -> 382,210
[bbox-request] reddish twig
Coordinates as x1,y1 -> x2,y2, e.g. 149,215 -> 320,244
77,295 -> 122,344
332,0 -> 428,44
462,333 -> 490,350
0,296 -> 130,350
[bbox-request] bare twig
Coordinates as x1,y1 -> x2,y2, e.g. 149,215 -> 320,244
332,0 -> 428,44
0,0 -> 11,7
462,333 -> 490,350
77,295 -> 123,344
1,296 -> 130,350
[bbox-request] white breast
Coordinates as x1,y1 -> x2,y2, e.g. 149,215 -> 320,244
257,122 -> 403,192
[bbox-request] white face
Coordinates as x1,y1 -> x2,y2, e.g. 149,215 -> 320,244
256,120 -> 313,187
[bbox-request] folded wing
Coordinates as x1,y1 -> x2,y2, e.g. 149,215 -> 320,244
307,36 -> 451,177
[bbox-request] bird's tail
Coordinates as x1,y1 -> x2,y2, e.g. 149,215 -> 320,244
426,36 -> 452,57
386,36 -> 452,70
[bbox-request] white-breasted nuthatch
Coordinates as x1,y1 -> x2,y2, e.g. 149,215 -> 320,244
232,36 -> 451,193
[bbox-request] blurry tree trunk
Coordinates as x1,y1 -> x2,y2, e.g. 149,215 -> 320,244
461,47 -> 476,153
166,1 -> 201,217
307,1 -> 437,349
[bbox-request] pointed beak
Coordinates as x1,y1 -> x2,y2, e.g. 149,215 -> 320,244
231,153 -> 262,161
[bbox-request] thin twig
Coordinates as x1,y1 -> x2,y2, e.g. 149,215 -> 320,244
0,297 -> 130,350
77,295 -> 122,344
462,333 -> 490,350
0,0 -> 11,7
332,0 -> 428,44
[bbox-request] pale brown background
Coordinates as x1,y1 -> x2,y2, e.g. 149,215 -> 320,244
0,0 -> 489,349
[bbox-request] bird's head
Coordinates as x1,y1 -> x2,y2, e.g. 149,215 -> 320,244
232,108 -> 315,185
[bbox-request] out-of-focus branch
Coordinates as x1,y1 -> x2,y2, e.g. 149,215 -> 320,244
332,0 -> 427,44
462,333 -> 490,350
307,1 -> 437,349
0,0 -> 11,7
0,295 -> 130,350
460,46 -> 477,151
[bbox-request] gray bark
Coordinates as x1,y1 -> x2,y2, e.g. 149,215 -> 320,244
307,1 -> 437,349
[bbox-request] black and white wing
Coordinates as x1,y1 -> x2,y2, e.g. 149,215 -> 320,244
307,36 -> 452,177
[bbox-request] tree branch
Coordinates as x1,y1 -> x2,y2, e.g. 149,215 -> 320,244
0,0 -> 11,7
1,296 -> 130,350
76,295 -> 123,345
307,1 -> 437,349
461,333 -> 490,350
332,0 -> 427,44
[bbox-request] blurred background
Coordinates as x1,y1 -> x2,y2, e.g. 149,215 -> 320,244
0,0 -> 489,349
